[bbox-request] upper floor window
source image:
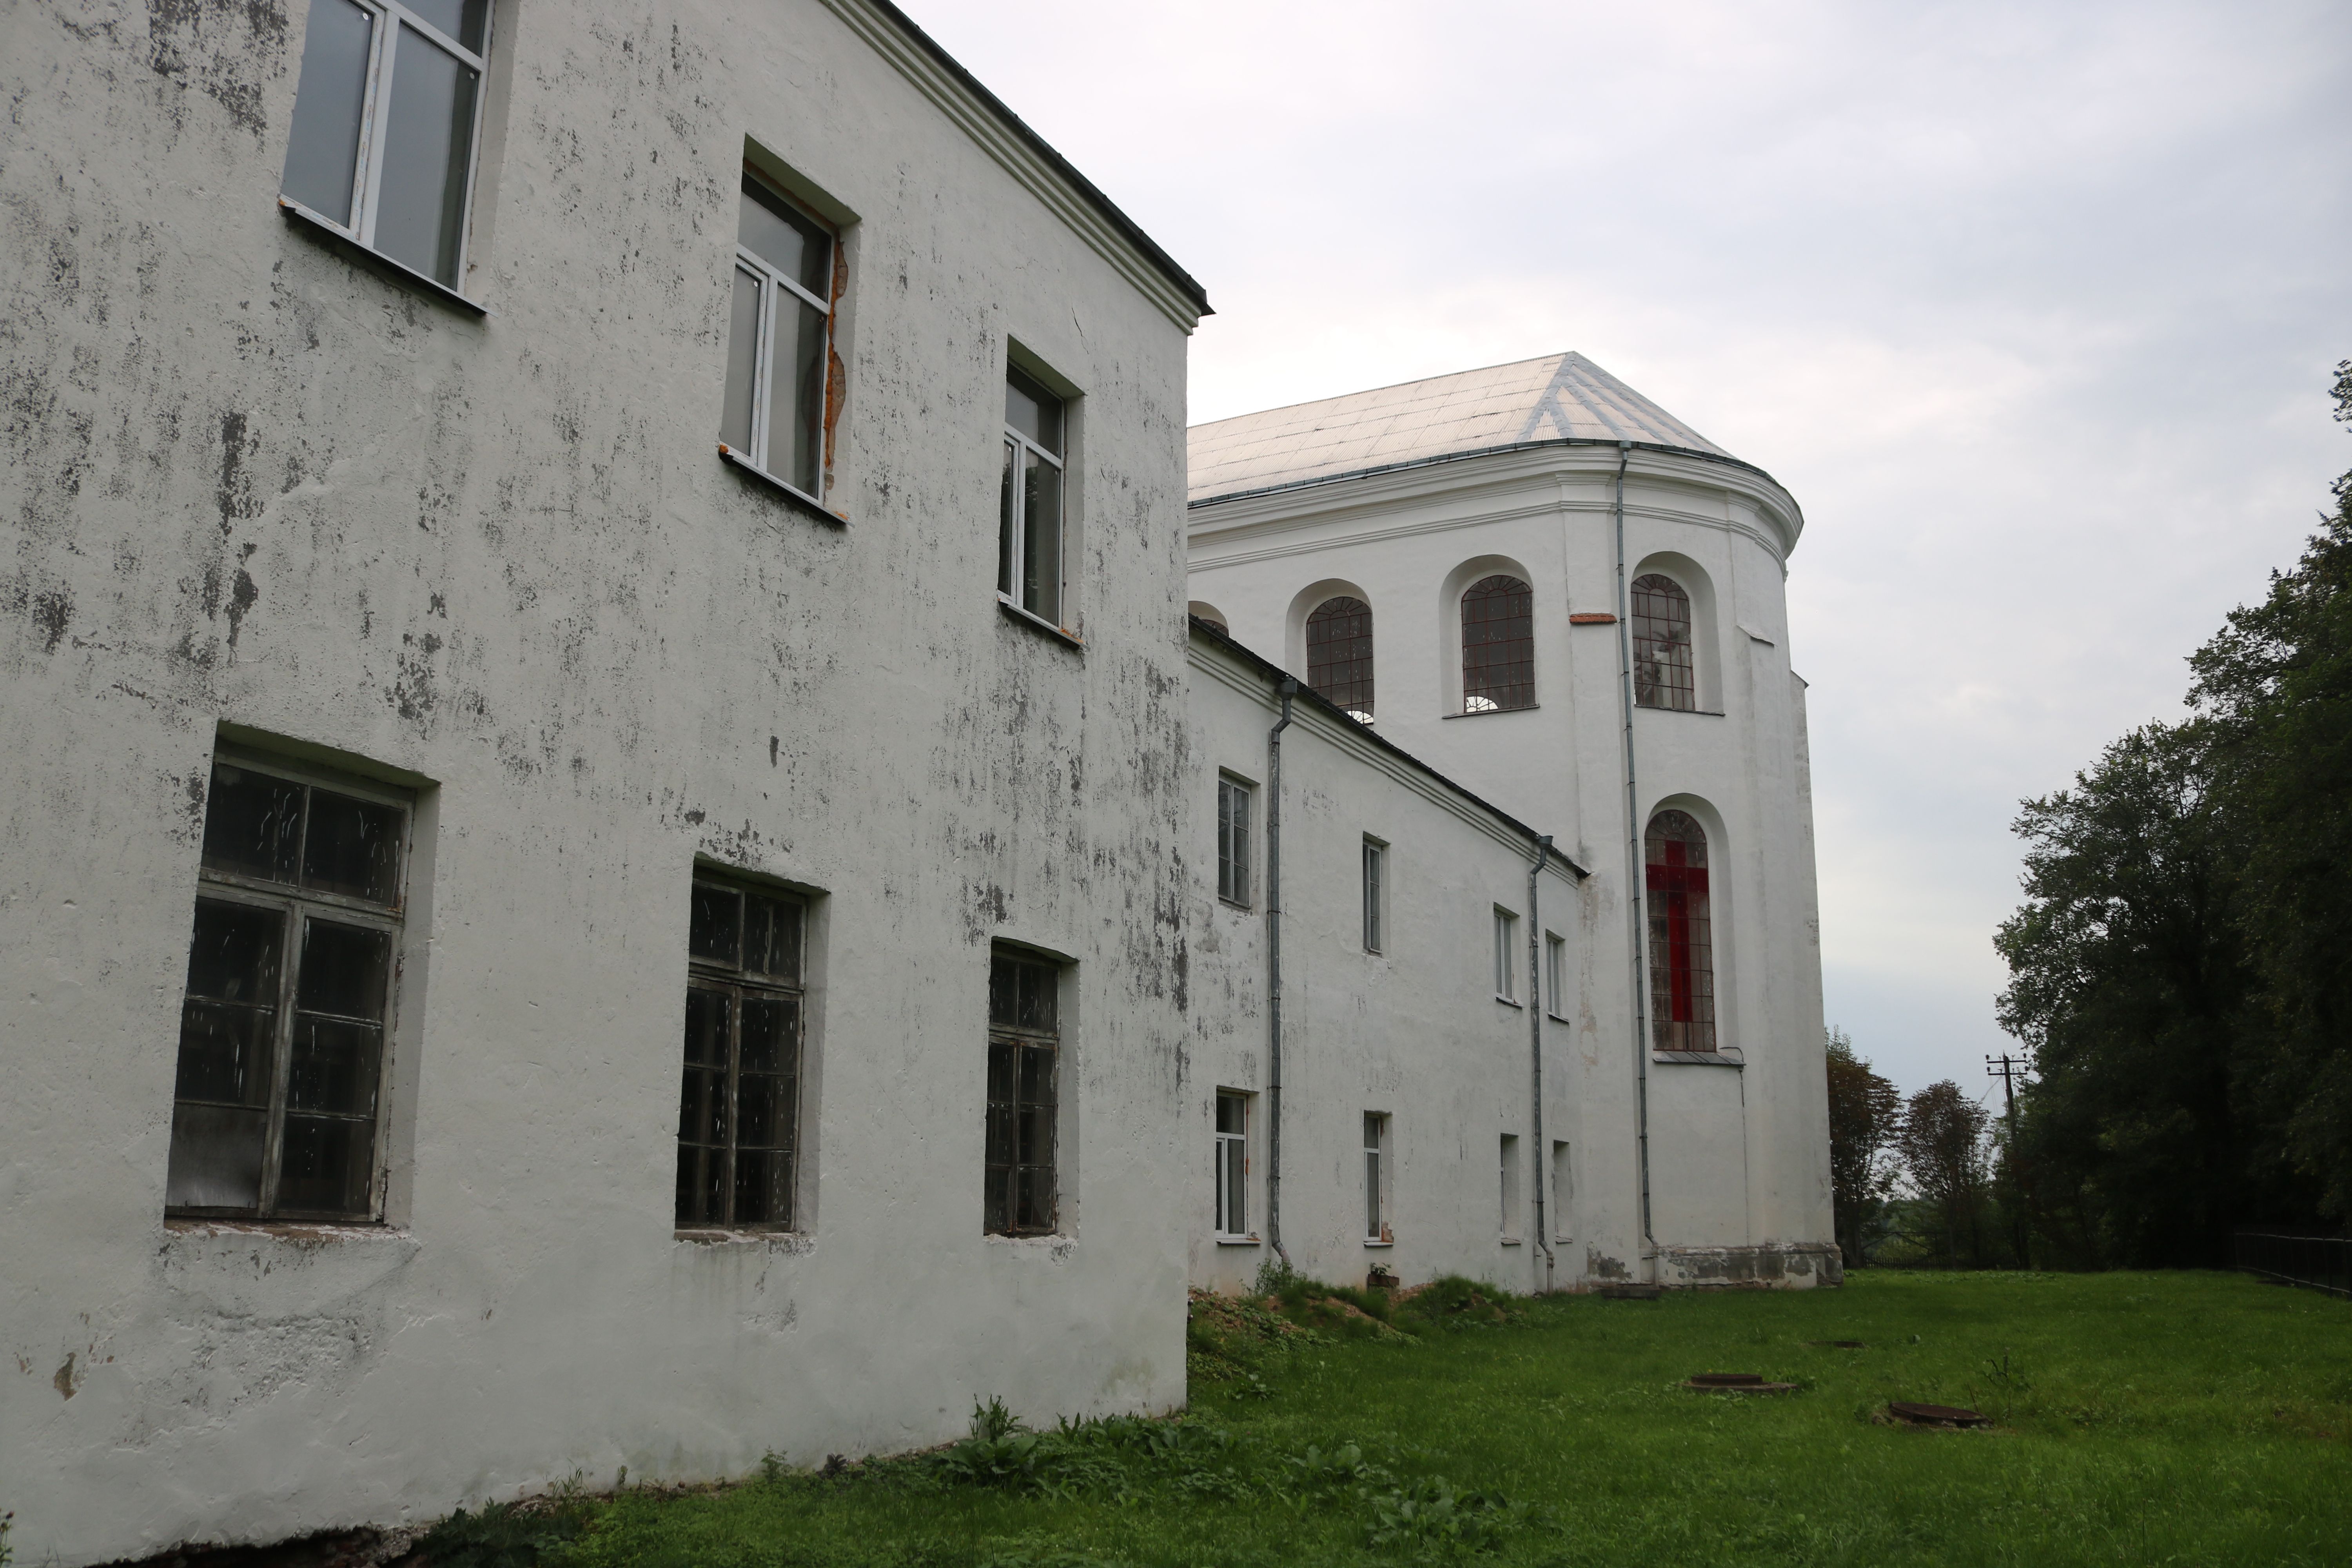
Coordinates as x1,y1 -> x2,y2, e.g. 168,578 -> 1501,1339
1461,575 -> 1534,713
1545,931 -> 1568,1018
721,173 -> 835,501
1646,810 -> 1717,1052
1306,596 -> 1375,722
1361,838 -> 1385,953
1493,906 -> 1519,1002
1000,366 -> 1067,627
1217,776 -> 1253,907
1214,1090 -> 1250,1238
281,0 -> 492,289
167,754 -> 410,1221
1632,574 -> 1696,711
985,953 -> 1062,1236
677,875 -> 806,1231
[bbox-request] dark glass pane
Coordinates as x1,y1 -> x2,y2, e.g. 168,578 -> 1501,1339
733,1147 -> 776,1224
203,765 -> 303,884
690,884 -> 740,966
765,294 -> 827,495
998,441 -> 1018,597
1015,1166 -> 1053,1232
303,789 -> 401,902
404,0 -> 488,51
676,1143 -> 724,1226
1005,367 -> 1062,454
1017,449 -> 1062,623
983,1168 -> 1010,1234
281,0 -> 375,225
176,1000 -> 276,1106
186,900 -> 284,1004
1461,575 -> 1535,712
1307,596 -> 1376,717
1216,1093 -> 1245,1136
737,178 -> 831,298
1020,1043 -> 1056,1106
678,1064 -> 727,1145
288,1017 -> 381,1116
987,1040 -> 1019,1105
722,267 -> 762,453
1017,965 -> 1057,1034
989,959 -> 1018,1028
740,996 -> 796,1075
745,895 -> 802,981
296,920 -> 391,1020
737,1073 -> 780,1148
374,25 -> 478,287
985,1104 -> 1017,1169
165,1103 -> 268,1211
1016,1105 -> 1053,1167
683,987 -> 729,1068
277,1113 -> 375,1216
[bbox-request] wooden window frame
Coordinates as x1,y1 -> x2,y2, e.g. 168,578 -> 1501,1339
985,951 -> 1062,1237
676,873 -> 808,1233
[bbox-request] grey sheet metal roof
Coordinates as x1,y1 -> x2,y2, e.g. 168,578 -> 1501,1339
1188,352 -> 1735,505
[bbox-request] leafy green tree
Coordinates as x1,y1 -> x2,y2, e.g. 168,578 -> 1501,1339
1825,1027 -> 1901,1267
1895,1081 -> 1993,1269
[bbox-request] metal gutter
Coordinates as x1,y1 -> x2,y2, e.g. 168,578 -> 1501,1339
1265,679 -> 1297,1270
1611,442 -> 1659,1266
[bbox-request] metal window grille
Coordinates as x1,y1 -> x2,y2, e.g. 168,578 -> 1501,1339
999,366 -> 1067,626
1364,1112 -> 1389,1241
167,753 -> 410,1221
1645,810 -> 1717,1052
279,0 -> 494,289
1306,595 -> 1375,720
720,172 -> 836,500
1217,778 -> 1252,906
985,953 -> 1060,1236
1631,573 -> 1696,711
1214,1091 -> 1249,1236
1362,840 -> 1384,953
1461,575 -> 1535,712
677,877 -> 806,1229
1494,908 -> 1518,1000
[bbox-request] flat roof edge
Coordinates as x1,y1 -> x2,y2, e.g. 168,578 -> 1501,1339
1186,437 -> 1789,511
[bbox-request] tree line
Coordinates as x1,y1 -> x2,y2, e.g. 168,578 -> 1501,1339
1829,363 -> 2352,1269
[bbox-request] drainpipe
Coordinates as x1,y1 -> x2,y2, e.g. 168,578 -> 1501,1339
1612,441 -> 1658,1269
1526,833 -> 1556,1292
1265,677 -> 1298,1269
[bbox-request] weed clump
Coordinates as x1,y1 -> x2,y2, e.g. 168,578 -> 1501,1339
416,1499 -> 589,1568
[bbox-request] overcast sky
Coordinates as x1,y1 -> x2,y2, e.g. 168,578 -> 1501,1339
909,0 -> 2352,1100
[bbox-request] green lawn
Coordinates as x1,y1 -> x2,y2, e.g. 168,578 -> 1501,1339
537,1272 -> 2352,1568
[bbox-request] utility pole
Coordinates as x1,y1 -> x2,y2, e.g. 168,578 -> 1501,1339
1987,1054 -> 2030,1270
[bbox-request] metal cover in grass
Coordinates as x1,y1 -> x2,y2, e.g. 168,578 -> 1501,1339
1685,1373 -> 1796,1392
1887,1401 -> 1993,1428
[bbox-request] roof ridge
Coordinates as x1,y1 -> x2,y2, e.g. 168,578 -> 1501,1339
1189,351 -> 1573,431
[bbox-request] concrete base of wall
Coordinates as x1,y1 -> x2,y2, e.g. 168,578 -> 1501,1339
1651,1243 -> 1844,1289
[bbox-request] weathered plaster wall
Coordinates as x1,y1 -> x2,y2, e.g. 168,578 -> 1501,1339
2,2 -> 1198,1562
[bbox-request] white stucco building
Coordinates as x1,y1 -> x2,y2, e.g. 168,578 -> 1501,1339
0,1 -> 1831,1559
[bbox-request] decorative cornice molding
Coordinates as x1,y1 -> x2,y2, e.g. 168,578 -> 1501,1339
1189,493 -> 1785,576
819,0 -> 1209,332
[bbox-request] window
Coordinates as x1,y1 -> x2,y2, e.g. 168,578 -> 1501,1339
1461,575 -> 1535,712
1493,907 -> 1519,1001
1552,1140 -> 1572,1241
677,875 -> 806,1230
1646,810 -> 1717,1052
1306,595 -> 1375,721
985,952 -> 1060,1235
1364,1112 -> 1391,1243
1632,573 -> 1696,711
1362,838 -> 1385,953
1499,1134 -> 1521,1241
280,0 -> 492,289
166,754 -> 409,1220
1545,932 -> 1568,1018
1217,776 -> 1252,907
1214,1090 -> 1250,1238
720,172 -> 835,501
1000,365 -> 1067,626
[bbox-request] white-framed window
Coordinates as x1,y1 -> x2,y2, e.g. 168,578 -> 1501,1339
1552,1140 -> 1572,1241
280,0 -> 493,290
1545,931 -> 1568,1018
1000,365 -> 1067,626
1217,776 -> 1252,907
720,172 -> 836,502
1499,1134 -> 1521,1241
1214,1089 -> 1250,1238
677,874 -> 807,1232
1494,907 -> 1519,1001
1362,838 -> 1385,953
167,751 -> 411,1221
1364,1112 -> 1391,1243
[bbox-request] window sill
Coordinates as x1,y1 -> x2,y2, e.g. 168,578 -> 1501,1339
279,198 -> 489,317
1215,1234 -> 1263,1247
164,1216 -> 407,1242
1495,995 -> 1523,1009
675,1227 -> 813,1248
1653,1050 -> 1744,1068
1363,1239 -> 1395,1249
719,446 -> 847,524
997,595 -> 1084,650
1501,1237 -> 1524,1247
1444,704 -> 1539,720
1546,1010 -> 1572,1024
1218,897 -> 1254,913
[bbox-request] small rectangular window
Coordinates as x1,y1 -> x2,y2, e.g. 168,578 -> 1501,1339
1217,777 -> 1252,907
1499,1134 -> 1521,1240
1545,932 -> 1568,1018
1214,1090 -> 1250,1238
720,172 -> 836,501
677,874 -> 807,1231
1000,364 -> 1068,626
1362,839 -> 1385,953
281,0 -> 493,289
1494,907 -> 1519,1001
1363,1112 -> 1390,1243
168,753 -> 411,1221
1552,1140 -> 1573,1241
985,951 -> 1060,1236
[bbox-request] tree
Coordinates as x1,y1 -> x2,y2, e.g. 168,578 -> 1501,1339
1895,1081 -> 1992,1269
1824,1027 -> 1900,1267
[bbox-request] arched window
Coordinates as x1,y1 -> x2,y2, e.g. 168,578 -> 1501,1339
1645,810 -> 1715,1053
1188,601 -> 1230,635
1631,573 -> 1694,711
1306,595 -> 1374,720
1460,575 -> 1534,713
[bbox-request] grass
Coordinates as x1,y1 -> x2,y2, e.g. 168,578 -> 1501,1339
524,1271 -> 2352,1568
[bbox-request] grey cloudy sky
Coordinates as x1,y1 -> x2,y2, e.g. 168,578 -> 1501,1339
909,0 -> 2352,1098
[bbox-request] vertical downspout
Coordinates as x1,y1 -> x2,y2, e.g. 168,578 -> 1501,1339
1613,441 -> 1658,1263
1526,834 -> 1556,1292
1265,677 -> 1298,1269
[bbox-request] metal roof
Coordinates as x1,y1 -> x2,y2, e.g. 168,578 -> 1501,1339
1188,352 -> 1735,505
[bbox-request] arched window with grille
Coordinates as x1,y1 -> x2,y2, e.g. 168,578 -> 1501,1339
1632,573 -> 1695,711
1645,809 -> 1715,1053
1460,575 -> 1534,712
1306,595 -> 1374,720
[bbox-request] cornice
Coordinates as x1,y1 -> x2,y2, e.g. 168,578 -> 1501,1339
820,0 -> 1209,332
